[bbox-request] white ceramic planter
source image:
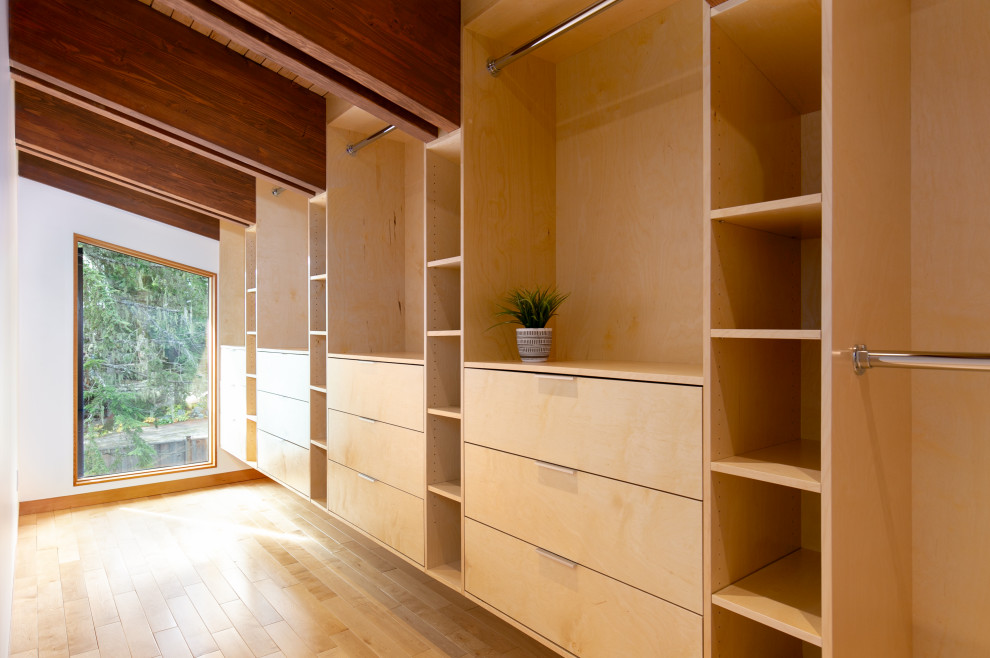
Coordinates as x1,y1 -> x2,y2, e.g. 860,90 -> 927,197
516,328 -> 552,362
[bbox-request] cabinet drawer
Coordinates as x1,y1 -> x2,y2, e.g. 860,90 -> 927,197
465,520 -> 701,658
465,444 -> 701,613
464,368 -> 702,498
256,391 -> 309,448
257,430 -> 308,495
328,410 -> 424,497
326,358 -> 424,431
257,350 -> 309,400
327,461 -> 424,564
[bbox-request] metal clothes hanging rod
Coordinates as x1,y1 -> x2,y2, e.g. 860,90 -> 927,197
346,125 -> 396,156
853,345 -> 990,375
486,0 -> 625,76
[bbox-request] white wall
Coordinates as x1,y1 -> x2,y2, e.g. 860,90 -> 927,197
17,179 -> 246,502
0,0 -> 19,652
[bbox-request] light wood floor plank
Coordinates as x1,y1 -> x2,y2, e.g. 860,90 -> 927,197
166,595 -> 219,657
13,480 -> 559,658
63,598 -> 99,656
219,599 -> 280,657
153,627 -> 193,658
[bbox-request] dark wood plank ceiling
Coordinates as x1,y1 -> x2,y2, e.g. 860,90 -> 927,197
8,0 -> 461,237
151,0 -> 440,142
208,0 -> 460,132
16,84 -> 256,225
9,0 -> 326,194
19,153 -> 222,239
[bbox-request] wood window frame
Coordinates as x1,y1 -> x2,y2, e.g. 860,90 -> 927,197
73,234 -> 219,486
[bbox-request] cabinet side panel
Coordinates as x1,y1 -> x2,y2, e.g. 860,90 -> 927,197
911,1 -> 990,655
826,0 -> 912,655
219,221 -> 246,346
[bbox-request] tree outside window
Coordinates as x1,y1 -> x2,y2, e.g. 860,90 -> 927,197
75,236 -> 216,483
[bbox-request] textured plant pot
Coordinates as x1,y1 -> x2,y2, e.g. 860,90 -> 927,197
516,328 -> 552,362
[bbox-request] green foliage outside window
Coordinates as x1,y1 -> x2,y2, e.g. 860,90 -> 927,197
78,241 -> 211,479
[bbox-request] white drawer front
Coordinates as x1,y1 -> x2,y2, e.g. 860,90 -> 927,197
257,391 -> 309,448
464,368 -> 702,498
257,350 -> 309,400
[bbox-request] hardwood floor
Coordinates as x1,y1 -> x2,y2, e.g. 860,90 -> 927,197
10,479 -> 558,658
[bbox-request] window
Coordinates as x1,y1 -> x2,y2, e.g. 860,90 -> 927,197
75,235 -> 216,484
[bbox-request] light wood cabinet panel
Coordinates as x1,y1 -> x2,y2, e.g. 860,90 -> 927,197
465,520 -> 702,658
256,350 -> 309,401
328,410 -> 425,497
257,430 -> 309,495
326,358 -> 424,431
464,444 -> 702,613
464,368 -> 702,499
327,461 -> 424,565
219,346 -> 247,462
256,392 -> 309,448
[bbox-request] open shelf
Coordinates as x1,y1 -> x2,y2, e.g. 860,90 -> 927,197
328,352 -> 425,366
712,194 -> 822,238
245,331 -> 257,336
428,330 -> 461,337
428,406 -> 462,420
310,330 -> 327,336
310,273 -> 327,281
427,480 -> 462,503
464,360 -> 703,386
712,440 -> 821,493
427,256 -> 462,269
427,562 -> 462,591
711,329 -> 821,340
311,439 -> 327,450
310,385 -> 326,393
245,373 -> 257,379
713,548 -> 822,646
245,414 -> 257,422
246,287 -> 257,293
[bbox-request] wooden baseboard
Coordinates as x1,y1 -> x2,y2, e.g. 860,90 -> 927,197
19,468 -> 268,515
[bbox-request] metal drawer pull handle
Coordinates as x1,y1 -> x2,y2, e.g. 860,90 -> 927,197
535,548 -> 577,569
534,374 -> 575,381
355,360 -> 376,365
357,473 -> 377,483
535,460 -> 576,475
358,416 -> 376,424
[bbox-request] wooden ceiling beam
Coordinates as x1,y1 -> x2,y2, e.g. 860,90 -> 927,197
16,83 -> 256,226
19,152 -> 221,240
9,0 -> 326,194
209,0 -> 461,132
153,0 -> 439,142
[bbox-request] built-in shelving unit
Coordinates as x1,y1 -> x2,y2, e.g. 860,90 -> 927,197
244,226 -> 258,463
308,191 -> 328,509
424,128 -> 464,591
707,0 -> 824,654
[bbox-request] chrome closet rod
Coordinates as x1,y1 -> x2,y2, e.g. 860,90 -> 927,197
486,0 -> 625,76
852,345 -> 990,375
346,125 -> 396,156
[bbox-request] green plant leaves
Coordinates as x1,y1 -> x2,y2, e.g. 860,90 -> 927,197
491,285 -> 570,329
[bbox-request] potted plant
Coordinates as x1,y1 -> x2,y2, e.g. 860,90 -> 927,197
492,285 -> 570,362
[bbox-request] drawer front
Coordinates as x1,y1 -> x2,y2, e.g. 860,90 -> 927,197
257,430 -> 308,495
257,350 -> 309,400
326,358 -> 424,431
465,444 -> 702,613
256,391 -> 309,448
464,368 -> 702,498
220,383 -> 247,461
465,520 -> 701,658
327,461 -> 424,564
328,410 -> 424,497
